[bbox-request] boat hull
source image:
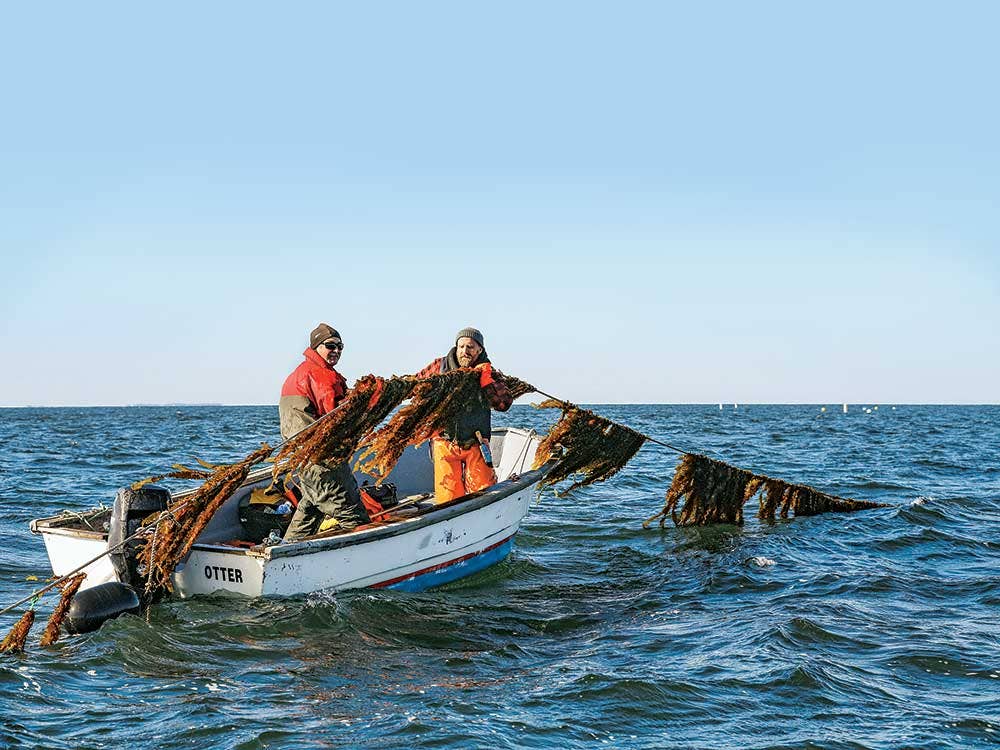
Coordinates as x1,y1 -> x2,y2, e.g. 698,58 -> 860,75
32,427 -> 545,600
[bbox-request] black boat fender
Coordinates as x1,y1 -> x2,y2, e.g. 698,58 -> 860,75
64,582 -> 141,635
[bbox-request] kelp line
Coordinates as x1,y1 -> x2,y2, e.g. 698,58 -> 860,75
0,572 -> 87,653
642,453 -> 888,529
532,399 -> 647,494
355,369 -> 485,480
136,443 -> 274,602
3,367 -> 892,651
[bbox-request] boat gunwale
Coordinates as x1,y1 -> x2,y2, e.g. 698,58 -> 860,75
255,461 -> 553,561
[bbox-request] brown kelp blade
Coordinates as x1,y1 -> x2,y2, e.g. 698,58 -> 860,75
494,370 -> 536,401
643,453 -> 888,528
272,374 -> 414,483
0,610 -> 36,654
136,443 -> 274,601
758,478 -> 887,521
532,399 -> 647,494
355,369 -> 485,481
131,467 -> 214,490
40,573 -> 86,646
643,453 -> 762,528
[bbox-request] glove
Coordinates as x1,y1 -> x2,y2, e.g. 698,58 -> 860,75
477,363 -> 495,388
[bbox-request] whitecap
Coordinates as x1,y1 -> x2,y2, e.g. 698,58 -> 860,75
750,556 -> 776,567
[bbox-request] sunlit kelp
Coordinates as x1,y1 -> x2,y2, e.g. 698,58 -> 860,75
271,374 -> 414,481
758,477 -> 887,521
136,443 -> 274,602
355,369 -> 485,482
643,453 -> 888,528
0,610 -> 35,654
39,573 -> 86,646
494,371 -> 536,402
532,399 -> 647,494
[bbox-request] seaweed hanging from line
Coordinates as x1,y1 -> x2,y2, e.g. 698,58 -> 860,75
136,443 -> 274,602
642,453 -> 889,528
354,368 -> 486,481
757,477 -> 887,521
0,610 -> 35,654
494,371 -> 537,402
643,453 -> 763,527
532,399 -> 647,494
271,374 -> 414,483
39,573 -> 86,646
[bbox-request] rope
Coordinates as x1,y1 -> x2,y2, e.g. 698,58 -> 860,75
530,387 -> 692,456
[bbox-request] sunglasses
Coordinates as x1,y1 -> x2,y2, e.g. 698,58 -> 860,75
321,341 -> 344,351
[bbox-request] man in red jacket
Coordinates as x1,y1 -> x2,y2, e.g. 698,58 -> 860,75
278,323 -> 369,541
415,327 -> 513,503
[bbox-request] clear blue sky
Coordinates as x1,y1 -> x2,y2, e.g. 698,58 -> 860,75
2,2 -> 997,406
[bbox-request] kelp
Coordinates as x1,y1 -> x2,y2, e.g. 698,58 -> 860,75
39,573 -> 86,646
643,453 -> 888,528
644,453 -> 763,528
494,371 -> 536,401
136,443 -> 274,601
271,375 -> 414,482
355,369 -> 485,481
532,399 -> 647,494
758,478 -> 887,521
131,465 -> 214,491
0,610 -> 35,654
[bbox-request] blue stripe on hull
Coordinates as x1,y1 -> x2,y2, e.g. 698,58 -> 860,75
384,538 -> 514,592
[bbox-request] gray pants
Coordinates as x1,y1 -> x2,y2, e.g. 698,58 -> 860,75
283,462 -> 370,541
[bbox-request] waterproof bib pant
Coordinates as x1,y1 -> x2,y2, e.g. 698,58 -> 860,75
432,438 -> 497,504
283,462 -> 369,541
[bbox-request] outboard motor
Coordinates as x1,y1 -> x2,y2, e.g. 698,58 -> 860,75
107,485 -> 170,589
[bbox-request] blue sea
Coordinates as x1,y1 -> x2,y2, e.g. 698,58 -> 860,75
1,404 -> 998,749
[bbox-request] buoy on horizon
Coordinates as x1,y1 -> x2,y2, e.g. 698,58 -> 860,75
719,403 -> 723,410
820,406 -> 826,412
843,403 -> 848,413
734,403 -> 738,409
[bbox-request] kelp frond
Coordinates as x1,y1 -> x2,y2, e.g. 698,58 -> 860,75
643,453 -> 761,528
136,443 -> 274,601
532,399 -> 646,494
0,610 -> 35,654
643,454 -> 889,528
132,466 -> 214,491
39,573 -> 86,646
272,375 -> 414,482
758,478 -> 887,521
494,370 -> 536,401
355,369 -> 484,481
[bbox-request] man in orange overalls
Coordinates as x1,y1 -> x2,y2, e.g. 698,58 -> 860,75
414,328 -> 513,503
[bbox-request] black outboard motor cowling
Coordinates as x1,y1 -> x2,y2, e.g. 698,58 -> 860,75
108,485 -> 170,588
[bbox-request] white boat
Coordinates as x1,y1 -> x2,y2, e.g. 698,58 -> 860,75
30,427 -> 547,599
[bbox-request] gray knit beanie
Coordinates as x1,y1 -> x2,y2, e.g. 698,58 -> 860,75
310,323 -> 342,349
455,327 -> 484,347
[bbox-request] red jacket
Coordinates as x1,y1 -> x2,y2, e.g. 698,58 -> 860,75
281,348 -> 348,417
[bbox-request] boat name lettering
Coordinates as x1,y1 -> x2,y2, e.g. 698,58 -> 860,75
204,565 -> 244,583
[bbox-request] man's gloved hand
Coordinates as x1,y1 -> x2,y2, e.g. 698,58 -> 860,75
476,362 -> 495,388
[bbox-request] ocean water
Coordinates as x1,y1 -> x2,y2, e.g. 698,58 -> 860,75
0,404 -> 998,749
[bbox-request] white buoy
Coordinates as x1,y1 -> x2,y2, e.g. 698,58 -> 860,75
843,403 -> 848,413
820,406 -> 826,412
874,406 -> 879,411
719,403 -> 723,410
734,403 -> 738,409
